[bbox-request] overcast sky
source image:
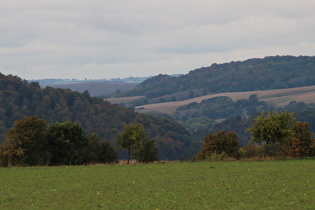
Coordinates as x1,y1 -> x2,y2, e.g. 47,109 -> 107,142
1,0 -> 315,80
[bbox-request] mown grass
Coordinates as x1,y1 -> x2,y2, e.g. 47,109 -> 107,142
0,160 -> 314,209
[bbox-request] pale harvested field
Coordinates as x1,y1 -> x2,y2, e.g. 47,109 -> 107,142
135,86 -> 315,114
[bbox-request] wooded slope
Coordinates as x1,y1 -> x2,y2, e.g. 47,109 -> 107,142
0,73 -> 198,160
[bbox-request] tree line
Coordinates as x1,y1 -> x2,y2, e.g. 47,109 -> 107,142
194,111 -> 315,161
1,111 -> 314,166
0,116 -> 158,166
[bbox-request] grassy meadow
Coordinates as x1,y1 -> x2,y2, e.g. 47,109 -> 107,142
0,160 -> 314,209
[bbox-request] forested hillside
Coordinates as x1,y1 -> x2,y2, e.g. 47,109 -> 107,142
0,73 -> 199,160
112,56 -> 315,105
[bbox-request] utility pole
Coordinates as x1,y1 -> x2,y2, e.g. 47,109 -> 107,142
23,68 -> 26,80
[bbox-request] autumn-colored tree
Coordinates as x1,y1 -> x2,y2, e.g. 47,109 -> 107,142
195,130 -> 240,160
288,121 -> 313,157
0,130 -> 23,166
0,116 -> 47,166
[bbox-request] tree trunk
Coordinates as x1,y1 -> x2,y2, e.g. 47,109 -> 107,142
127,148 -> 130,165
264,140 -> 269,158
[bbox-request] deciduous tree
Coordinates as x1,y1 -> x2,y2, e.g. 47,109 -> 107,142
289,121 -> 314,157
248,111 -> 295,157
46,121 -> 88,165
0,116 -> 47,166
117,123 -> 146,164
247,111 -> 296,157
117,123 -> 158,164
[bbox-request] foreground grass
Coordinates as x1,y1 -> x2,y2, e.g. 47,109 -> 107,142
0,160 -> 314,209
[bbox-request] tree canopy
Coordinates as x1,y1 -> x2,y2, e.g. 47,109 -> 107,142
247,111 -> 315,157
45,121 -> 89,165
0,116 -> 47,166
288,121 -> 314,157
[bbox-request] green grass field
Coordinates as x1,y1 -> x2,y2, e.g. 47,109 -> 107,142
1,160 -> 314,209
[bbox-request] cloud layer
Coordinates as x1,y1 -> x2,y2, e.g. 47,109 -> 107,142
1,0 -> 315,79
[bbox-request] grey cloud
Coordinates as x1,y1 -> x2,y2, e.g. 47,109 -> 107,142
1,0 -> 315,79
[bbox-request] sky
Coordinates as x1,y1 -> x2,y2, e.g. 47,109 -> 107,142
1,0 -> 315,80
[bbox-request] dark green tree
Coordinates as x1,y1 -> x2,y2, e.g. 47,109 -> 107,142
132,138 -> 159,163
98,141 -> 118,163
46,121 -> 88,165
87,133 -> 117,164
86,133 -> 102,163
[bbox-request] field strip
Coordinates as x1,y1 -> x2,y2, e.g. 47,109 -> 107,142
135,86 -> 315,114
107,96 -> 145,103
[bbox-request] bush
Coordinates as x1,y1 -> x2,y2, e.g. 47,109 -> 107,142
206,151 -> 227,161
195,130 -> 240,160
242,143 -> 265,158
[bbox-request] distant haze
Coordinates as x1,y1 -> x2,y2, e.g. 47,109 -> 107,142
1,0 -> 315,79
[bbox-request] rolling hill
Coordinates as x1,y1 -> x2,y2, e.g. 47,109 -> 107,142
106,56 -> 315,144
110,55 -> 315,106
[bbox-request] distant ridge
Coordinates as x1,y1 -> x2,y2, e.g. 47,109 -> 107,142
30,76 -> 150,87
52,82 -> 138,97
29,77 -> 150,97
112,55 -> 315,105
